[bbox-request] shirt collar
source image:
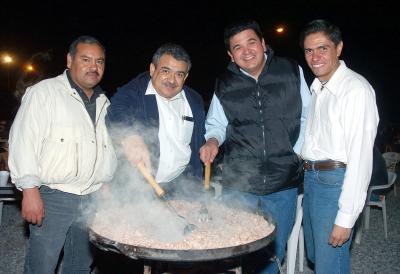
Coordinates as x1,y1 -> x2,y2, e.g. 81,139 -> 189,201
66,70 -> 104,100
311,60 -> 347,96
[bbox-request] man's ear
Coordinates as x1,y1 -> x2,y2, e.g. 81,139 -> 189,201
262,38 -> 267,52
67,53 -> 72,69
184,72 -> 189,82
149,63 -> 155,77
227,50 -> 234,62
336,41 -> 344,57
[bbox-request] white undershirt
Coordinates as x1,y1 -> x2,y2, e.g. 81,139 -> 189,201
145,82 -> 193,183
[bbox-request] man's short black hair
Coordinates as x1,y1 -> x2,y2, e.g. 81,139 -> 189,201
223,19 -> 263,50
69,35 -> 105,58
299,19 -> 342,49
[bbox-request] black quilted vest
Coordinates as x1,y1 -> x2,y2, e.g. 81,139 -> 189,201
215,48 -> 303,195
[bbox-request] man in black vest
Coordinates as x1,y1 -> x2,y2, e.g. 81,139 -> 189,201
200,19 -> 310,274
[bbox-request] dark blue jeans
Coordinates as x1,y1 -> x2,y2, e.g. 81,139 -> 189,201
220,187 -> 297,274
303,168 -> 352,274
24,186 -> 95,274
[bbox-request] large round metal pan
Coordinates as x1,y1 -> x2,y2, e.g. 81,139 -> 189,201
89,216 -> 275,262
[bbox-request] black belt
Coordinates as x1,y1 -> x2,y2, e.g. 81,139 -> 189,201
303,160 -> 346,171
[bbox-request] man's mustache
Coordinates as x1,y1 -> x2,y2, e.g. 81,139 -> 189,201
86,71 -> 100,76
164,82 -> 177,89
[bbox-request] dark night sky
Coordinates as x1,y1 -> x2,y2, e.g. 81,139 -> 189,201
1,0 -> 399,124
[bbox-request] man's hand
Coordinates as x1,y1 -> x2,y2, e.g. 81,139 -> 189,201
121,135 -> 152,171
98,183 -> 111,200
199,138 -> 219,164
329,224 -> 352,247
21,187 -> 44,226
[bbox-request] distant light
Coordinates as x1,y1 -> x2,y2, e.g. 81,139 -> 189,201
26,64 -> 35,72
275,26 -> 285,34
2,54 -> 13,64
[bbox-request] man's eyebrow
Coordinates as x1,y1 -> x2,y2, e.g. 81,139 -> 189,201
160,66 -> 186,74
79,54 -> 104,60
231,43 -> 240,50
176,70 -> 187,74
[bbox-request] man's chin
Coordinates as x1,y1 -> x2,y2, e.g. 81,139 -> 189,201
85,79 -> 101,88
311,69 -> 324,78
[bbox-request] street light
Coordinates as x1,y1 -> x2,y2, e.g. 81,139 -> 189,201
1,53 -> 14,90
25,64 -> 34,72
275,26 -> 285,34
2,55 -> 13,64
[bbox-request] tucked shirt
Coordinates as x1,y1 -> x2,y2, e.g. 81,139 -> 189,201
301,60 -> 379,228
145,82 -> 193,183
205,63 -> 311,154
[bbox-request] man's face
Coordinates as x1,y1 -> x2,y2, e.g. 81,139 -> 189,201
150,54 -> 189,99
227,29 -> 266,79
67,43 -> 105,91
303,32 -> 343,82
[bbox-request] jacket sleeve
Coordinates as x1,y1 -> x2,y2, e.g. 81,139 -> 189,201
8,86 -> 51,189
106,84 -> 142,143
106,85 -> 139,140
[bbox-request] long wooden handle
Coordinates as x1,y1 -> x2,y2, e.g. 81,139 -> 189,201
136,162 -> 165,197
204,162 -> 211,190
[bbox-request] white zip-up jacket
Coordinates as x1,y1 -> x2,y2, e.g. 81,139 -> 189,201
8,71 -> 117,195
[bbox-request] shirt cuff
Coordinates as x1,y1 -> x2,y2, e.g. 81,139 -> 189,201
14,175 -> 41,190
335,210 -> 359,229
204,134 -> 223,147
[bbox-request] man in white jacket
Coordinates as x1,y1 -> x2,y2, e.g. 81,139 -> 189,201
8,36 -> 116,274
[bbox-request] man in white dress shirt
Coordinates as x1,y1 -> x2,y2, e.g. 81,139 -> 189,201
107,43 -> 205,189
299,19 -> 379,273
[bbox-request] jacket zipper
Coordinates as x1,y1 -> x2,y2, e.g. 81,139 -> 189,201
75,143 -> 79,177
84,99 -> 107,192
256,84 -> 267,184
70,93 -> 107,193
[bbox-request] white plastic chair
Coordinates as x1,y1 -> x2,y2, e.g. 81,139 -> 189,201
0,172 -> 18,226
364,171 -> 397,239
286,193 -> 304,274
382,152 -> 400,195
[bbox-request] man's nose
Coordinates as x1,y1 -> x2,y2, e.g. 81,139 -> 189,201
167,72 -> 177,83
243,46 -> 251,54
89,61 -> 98,71
311,50 -> 321,61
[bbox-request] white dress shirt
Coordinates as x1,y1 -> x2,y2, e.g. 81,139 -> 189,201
145,82 -> 193,183
301,60 -> 379,228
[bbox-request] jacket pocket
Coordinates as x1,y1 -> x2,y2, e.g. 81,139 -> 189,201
39,126 -> 79,183
94,135 -> 117,182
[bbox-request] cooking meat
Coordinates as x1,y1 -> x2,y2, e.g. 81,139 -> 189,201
90,199 -> 275,250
